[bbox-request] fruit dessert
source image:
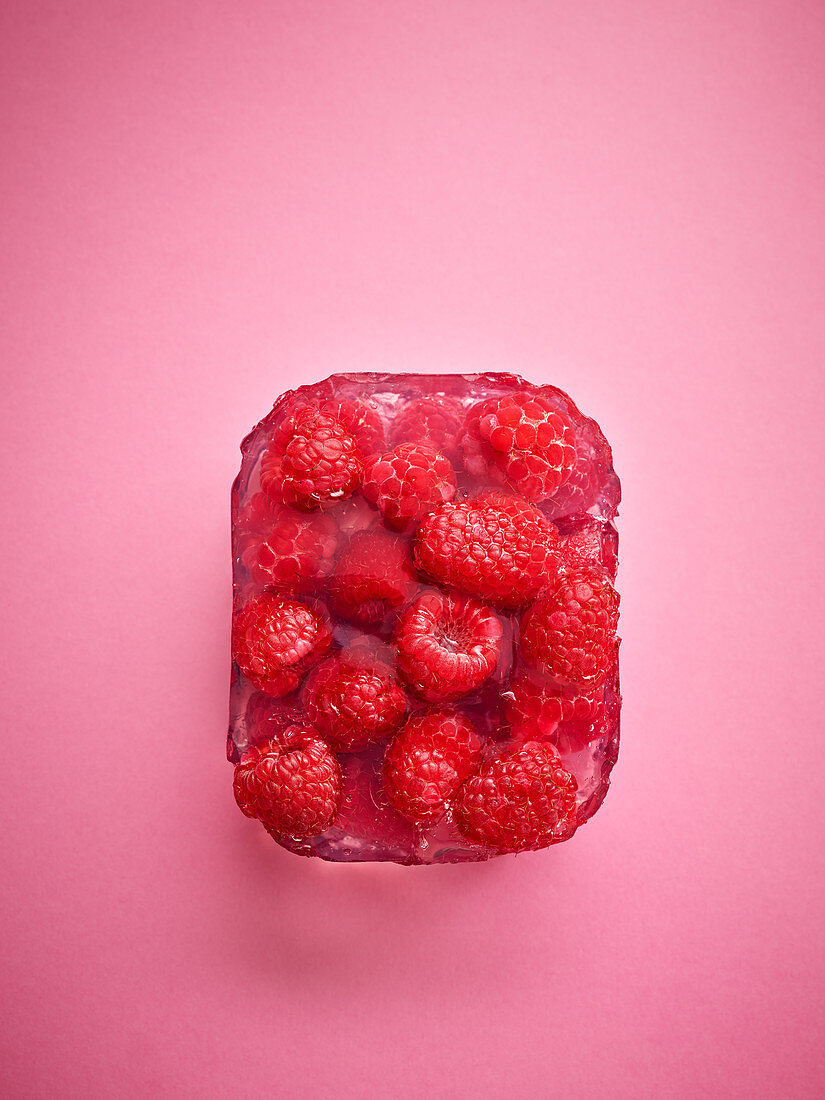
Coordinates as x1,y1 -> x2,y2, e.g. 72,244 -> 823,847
229,373 -> 620,864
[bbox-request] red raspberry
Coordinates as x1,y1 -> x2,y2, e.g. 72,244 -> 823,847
454,741 -> 577,852
552,705 -> 613,758
362,443 -> 457,531
336,753 -> 419,854
504,670 -> 604,741
237,492 -> 339,591
260,405 -> 362,510
415,492 -> 561,610
384,709 -> 482,822
328,494 -> 380,538
542,423 -> 617,521
329,529 -> 418,628
460,391 -> 576,502
319,397 -> 385,459
520,568 -> 619,688
242,692 -> 302,749
557,515 -> 609,572
390,396 -> 464,463
233,727 -> 341,837
543,448 -> 601,519
235,491 -> 278,555
395,591 -> 503,702
232,594 -> 333,697
301,649 -> 407,751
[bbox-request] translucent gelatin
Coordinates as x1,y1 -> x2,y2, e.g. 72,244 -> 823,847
229,373 -> 620,864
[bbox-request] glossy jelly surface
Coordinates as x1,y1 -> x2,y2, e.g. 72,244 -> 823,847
229,373 -> 620,864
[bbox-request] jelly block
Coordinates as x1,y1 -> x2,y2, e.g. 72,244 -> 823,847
229,372 -> 620,864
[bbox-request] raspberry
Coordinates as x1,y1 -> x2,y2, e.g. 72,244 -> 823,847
543,449 -> 601,519
260,404 -> 362,510
390,396 -> 464,463
237,492 -> 339,591
243,692 -> 302,748
232,594 -> 333,697
542,423 -> 616,521
363,443 -> 457,531
233,727 -> 341,837
329,494 -> 380,538
460,391 -> 576,502
555,515 -> 619,581
319,397 -> 385,459
329,529 -> 418,628
235,491 -> 279,555
336,753 -> 418,854
395,591 -> 503,701
557,515 -> 608,572
454,741 -> 577,852
504,670 -> 604,741
301,649 -> 407,751
384,709 -> 482,821
520,568 -> 619,688
415,492 -> 561,609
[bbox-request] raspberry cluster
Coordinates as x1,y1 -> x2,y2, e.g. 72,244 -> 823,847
230,377 -> 620,863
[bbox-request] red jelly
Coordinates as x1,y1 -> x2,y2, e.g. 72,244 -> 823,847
229,373 -> 620,864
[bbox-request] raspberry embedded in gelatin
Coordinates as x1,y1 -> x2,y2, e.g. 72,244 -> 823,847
414,492 -> 561,610
230,372 -> 620,864
384,709 -> 483,822
300,647 -> 407,751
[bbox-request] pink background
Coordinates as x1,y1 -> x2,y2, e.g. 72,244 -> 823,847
2,2 -> 825,1097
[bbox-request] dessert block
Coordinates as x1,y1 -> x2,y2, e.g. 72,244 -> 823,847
229,372 -> 620,864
